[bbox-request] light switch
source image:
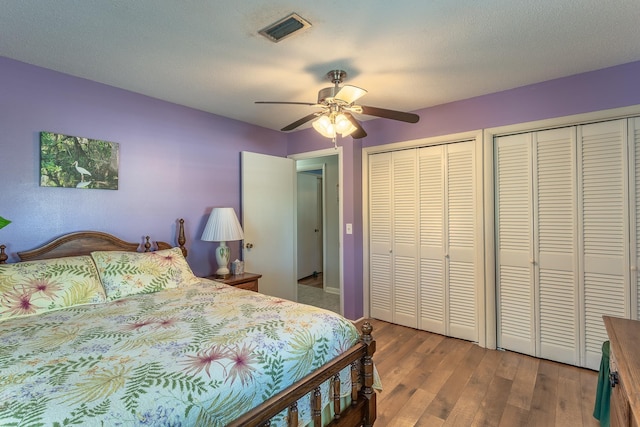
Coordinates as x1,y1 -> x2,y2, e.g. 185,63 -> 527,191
346,223 -> 353,234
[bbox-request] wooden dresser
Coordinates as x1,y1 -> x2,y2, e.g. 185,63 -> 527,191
604,316 -> 640,427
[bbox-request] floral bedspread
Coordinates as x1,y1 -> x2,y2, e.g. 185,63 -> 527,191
0,279 -> 360,426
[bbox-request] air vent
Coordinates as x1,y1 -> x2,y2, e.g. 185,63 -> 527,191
259,13 -> 311,43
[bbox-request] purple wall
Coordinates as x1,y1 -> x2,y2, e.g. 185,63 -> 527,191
288,60 -> 640,319
362,60 -> 640,146
3,55 -> 640,321
0,57 -> 287,277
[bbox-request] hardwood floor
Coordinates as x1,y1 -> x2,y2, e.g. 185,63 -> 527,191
356,319 -> 601,427
298,272 -> 323,288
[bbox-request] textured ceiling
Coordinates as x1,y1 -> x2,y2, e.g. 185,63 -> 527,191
2,1 -> 640,132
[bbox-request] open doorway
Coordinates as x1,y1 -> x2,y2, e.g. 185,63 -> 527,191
295,154 -> 340,314
297,169 -> 323,282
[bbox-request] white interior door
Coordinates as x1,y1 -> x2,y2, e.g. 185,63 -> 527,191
632,117 -> 640,320
418,145 -> 446,334
535,127 -> 578,366
578,119 -> 629,369
496,121 -> 630,369
496,133 -> 536,356
241,151 -> 296,301
297,172 -> 322,280
446,140 -> 478,342
391,149 -> 419,328
369,152 -> 393,322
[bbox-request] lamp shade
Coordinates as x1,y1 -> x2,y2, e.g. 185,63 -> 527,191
335,113 -> 357,136
201,207 -> 244,242
312,115 -> 336,138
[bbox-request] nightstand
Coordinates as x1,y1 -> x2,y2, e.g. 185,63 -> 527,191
208,273 -> 262,292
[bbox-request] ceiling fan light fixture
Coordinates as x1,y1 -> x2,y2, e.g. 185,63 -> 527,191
317,86 -> 339,104
335,113 -> 357,136
312,115 -> 336,138
256,69 -> 419,139
334,85 -> 368,105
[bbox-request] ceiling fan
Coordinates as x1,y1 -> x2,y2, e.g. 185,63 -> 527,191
255,70 -> 420,144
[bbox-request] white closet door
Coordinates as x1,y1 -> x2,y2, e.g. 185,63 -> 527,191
446,141 -> 478,341
578,119 -> 630,370
418,145 -> 446,334
534,127 -> 579,365
369,152 -> 393,322
632,117 -> 640,319
418,141 -> 478,341
496,133 -> 536,356
392,150 -> 419,328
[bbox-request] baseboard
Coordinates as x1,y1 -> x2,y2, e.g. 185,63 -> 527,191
324,286 -> 340,295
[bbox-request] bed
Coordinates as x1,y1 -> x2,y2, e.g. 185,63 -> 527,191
0,219 -> 377,426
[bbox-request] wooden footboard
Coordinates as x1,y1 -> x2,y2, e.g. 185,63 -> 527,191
228,321 -> 376,427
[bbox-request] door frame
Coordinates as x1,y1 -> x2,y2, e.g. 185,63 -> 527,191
289,147 -> 344,314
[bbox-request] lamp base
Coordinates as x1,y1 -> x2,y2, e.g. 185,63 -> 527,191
215,272 -> 231,279
215,242 -> 230,278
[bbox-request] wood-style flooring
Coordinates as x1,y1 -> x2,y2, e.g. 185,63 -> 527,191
355,318 -> 600,427
298,272 -> 323,288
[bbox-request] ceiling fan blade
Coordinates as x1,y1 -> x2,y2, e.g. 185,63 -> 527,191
334,85 -> 368,104
281,112 -> 319,131
344,112 -> 367,139
255,101 -> 317,106
359,105 -> 420,123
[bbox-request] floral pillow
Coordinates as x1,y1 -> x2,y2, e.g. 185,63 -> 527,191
0,255 -> 106,321
91,247 -> 198,301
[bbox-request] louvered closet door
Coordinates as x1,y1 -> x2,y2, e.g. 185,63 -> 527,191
369,152 -> 393,322
535,127 -> 578,365
391,150 -> 419,328
418,141 -> 478,341
496,133 -> 536,356
578,119 -> 630,370
632,117 -> 640,319
446,141 -> 478,341
418,145 -> 446,334
497,129 -> 577,362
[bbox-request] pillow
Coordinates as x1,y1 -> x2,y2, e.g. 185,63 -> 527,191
0,255 -> 106,321
91,247 -> 198,301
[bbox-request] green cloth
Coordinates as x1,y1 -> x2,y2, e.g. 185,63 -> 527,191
593,340 -> 611,427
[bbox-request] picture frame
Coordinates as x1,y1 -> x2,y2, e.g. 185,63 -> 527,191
39,132 -> 120,190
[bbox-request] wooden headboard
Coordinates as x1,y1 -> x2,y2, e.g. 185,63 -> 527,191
0,219 -> 186,263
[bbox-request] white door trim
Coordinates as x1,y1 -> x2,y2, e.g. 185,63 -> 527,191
290,147 -> 344,315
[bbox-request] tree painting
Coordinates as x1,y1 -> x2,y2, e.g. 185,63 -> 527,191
40,132 -> 119,190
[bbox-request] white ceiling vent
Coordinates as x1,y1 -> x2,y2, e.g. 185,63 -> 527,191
259,13 -> 311,43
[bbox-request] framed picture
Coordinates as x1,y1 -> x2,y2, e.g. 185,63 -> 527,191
39,132 -> 120,190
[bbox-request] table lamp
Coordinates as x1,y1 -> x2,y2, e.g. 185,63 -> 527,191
201,207 -> 244,277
